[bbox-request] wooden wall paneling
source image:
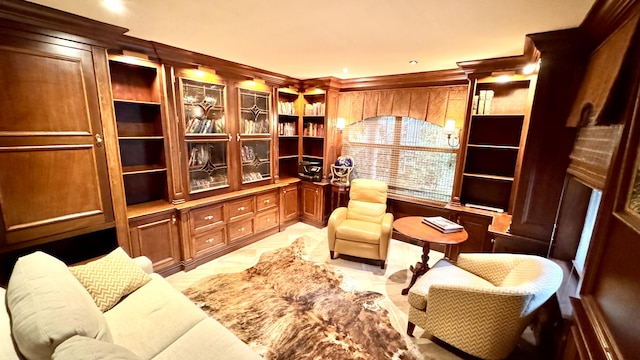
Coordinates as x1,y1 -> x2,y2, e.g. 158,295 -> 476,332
362,91 -> 379,120
445,86 -> 469,128
509,29 -> 587,241
92,46 -> 130,253
162,64 -> 186,204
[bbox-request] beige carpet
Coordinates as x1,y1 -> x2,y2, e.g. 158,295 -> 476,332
183,238 -> 422,360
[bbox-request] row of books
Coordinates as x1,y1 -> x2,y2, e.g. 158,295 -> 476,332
472,90 -> 495,115
304,102 -> 325,116
241,119 -> 269,134
421,216 -> 464,234
278,101 -> 296,115
279,122 -> 297,136
303,123 -> 324,137
186,117 -> 224,134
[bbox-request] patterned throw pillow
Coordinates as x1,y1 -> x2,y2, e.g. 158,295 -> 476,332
70,247 -> 151,312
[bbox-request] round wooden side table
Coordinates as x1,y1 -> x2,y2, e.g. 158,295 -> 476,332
393,216 -> 468,295
331,183 -> 350,210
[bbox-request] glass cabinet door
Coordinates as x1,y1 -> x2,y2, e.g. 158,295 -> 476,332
239,89 -> 270,134
187,141 -> 229,192
241,139 -> 271,183
180,77 -> 229,194
182,79 -> 225,135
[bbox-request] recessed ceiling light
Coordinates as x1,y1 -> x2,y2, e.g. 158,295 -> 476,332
103,0 -> 124,13
342,67 -> 349,74
409,60 -> 418,65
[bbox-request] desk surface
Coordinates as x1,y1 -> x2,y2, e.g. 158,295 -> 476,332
393,216 -> 468,245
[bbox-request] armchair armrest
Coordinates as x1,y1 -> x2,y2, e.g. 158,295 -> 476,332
425,285 -> 531,360
132,256 -> 153,274
379,213 -> 394,259
328,207 -> 348,250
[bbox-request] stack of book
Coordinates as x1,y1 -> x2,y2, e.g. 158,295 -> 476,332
422,216 -> 464,233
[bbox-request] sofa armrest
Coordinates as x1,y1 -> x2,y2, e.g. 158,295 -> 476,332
132,256 -> 154,274
1,288 -> 20,360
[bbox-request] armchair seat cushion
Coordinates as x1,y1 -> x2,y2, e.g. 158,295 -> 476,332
335,219 -> 382,244
408,259 -> 494,310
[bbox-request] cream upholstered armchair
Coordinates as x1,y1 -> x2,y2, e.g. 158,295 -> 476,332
327,179 -> 393,269
407,253 -> 563,360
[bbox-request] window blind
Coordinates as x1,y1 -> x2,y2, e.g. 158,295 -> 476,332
342,116 -> 457,203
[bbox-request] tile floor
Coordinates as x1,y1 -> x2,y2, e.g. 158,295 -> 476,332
167,222 -> 536,360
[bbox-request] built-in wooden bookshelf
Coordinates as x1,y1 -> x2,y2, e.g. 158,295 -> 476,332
277,88 -> 300,178
109,58 -> 169,208
460,76 -> 535,212
301,90 -> 327,173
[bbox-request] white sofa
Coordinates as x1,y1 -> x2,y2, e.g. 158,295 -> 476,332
1,250 -> 261,360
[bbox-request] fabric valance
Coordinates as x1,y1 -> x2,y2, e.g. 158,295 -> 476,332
337,85 -> 468,128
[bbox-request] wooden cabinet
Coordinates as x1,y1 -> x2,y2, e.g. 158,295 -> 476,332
449,209 -> 493,253
459,75 -> 536,213
301,182 -> 330,227
280,183 -> 300,227
0,28 -> 115,250
128,210 -> 180,275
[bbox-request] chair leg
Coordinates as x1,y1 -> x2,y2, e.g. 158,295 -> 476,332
330,251 -> 335,259
407,321 -> 416,337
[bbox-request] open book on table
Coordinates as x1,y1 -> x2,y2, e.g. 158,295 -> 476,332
422,216 -> 464,233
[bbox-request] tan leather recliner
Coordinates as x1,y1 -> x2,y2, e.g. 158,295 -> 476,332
327,179 -> 393,269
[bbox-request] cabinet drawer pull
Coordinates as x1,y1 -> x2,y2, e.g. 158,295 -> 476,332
238,206 -> 245,211
204,215 -> 214,220
238,227 -> 245,232
264,199 -> 270,204
205,238 -> 215,243
266,218 -> 270,222
171,215 -> 176,224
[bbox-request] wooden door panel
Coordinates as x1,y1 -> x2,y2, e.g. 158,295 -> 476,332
282,185 -> 299,222
302,184 -> 318,219
0,46 -> 93,133
0,34 -> 113,248
0,146 -> 107,244
132,216 -> 179,270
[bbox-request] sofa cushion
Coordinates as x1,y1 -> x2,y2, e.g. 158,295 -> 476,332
104,274 -> 207,359
154,318 -> 262,360
70,247 -> 151,312
52,335 -> 141,360
408,259 -> 494,310
7,251 -> 112,360
335,219 -> 382,244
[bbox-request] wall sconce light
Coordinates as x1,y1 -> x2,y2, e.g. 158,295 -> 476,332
336,117 -> 346,131
444,119 -> 459,147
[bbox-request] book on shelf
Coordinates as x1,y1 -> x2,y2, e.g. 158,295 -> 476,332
478,90 -> 487,115
421,216 -> 464,233
484,90 -> 494,115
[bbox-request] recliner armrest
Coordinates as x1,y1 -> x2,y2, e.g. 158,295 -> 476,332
132,256 -> 153,274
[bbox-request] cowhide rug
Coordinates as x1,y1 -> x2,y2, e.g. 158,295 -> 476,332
183,238 -> 421,360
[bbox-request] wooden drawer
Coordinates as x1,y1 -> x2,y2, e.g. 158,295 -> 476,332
192,225 -> 226,256
227,197 -> 254,221
191,204 -> 224,233
228,218 -> 253,242
193,226 -> 226,256
255,208 -> 279,232
256,191 -> 278,212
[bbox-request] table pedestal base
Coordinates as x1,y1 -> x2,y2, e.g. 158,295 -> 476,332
401,244 -> 430,295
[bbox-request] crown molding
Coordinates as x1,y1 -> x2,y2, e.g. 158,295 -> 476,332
336,69 -> 467,92
0,0 -> 127,48
581,0 -> 640,50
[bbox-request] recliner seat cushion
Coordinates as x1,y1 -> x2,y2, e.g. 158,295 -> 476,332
52,335 -> 141,360
7,251 -> 112,360
335,219 -> 382,244
408,259 -> 494,311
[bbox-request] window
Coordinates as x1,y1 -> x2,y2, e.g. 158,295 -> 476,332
342,116 -> 457,203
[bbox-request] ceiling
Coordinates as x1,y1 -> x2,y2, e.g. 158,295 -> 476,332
27,0 -> 596,80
